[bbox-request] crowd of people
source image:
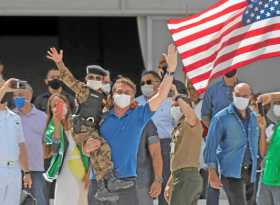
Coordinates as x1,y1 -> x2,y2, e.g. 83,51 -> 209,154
0,44 -> 279,205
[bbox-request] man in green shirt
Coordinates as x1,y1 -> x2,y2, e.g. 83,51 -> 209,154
257,92 -> 280,205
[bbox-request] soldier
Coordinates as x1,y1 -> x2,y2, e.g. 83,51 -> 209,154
46,48 -> 133,202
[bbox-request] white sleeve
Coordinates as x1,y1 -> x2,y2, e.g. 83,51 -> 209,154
16,118 -> 25,144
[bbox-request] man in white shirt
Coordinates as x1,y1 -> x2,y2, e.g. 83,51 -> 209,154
0,79 -> 32,205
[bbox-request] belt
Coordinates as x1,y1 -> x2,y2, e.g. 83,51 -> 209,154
0,160 -> 18,167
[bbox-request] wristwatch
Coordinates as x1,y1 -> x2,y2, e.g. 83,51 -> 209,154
154,176 -> 163,184
165,71 -> 175,77
175,94 -> 187,102
23,171 -> 31,175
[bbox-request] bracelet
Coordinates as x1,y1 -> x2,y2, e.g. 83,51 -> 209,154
24,171 -> 31,175
154,176 -> 163,184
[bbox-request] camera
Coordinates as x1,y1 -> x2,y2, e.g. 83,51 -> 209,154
10,79 -> 28,89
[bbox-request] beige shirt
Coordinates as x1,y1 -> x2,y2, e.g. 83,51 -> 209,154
170,118 -> 203,172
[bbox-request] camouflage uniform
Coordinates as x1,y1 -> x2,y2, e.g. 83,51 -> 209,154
57,61 -> 113,180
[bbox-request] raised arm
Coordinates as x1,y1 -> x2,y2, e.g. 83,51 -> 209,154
257,92 -> 280,105
47,47 -> 89,103
177,96 -> 199,127
149,44 -> 177,112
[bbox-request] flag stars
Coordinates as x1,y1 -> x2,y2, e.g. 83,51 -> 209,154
277,10 -> 280,14
260,9 -> 265,14
256,15 -> 261,20
270,7 -> 275,11
250,13 -> 255,17
275,1 -> 279,5
265,3 -> 269,8
266,12 -> 271,17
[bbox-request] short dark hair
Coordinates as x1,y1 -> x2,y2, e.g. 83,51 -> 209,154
46,68 -> 59,79
141,70 -> 161,81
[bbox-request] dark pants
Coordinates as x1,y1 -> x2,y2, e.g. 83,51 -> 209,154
30,171 -> 49,205
221,167 -> 256,205
206,169 -> 220,205
158,138 -> 171,205
88,179 -> 138,205
170,168 -> 203,205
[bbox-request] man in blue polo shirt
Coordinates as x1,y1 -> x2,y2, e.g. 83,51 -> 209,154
84,44 -> 177,205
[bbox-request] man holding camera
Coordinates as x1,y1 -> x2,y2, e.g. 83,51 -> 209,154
0,79 -> 32,205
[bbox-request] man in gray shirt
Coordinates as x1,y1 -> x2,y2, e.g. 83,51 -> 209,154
136,121 -> 163,205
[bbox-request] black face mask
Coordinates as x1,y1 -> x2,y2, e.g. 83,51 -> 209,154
48,79 -> 62,90
225,70 -> 237,78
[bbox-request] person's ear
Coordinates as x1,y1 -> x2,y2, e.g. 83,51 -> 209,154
45,79 -> 49,86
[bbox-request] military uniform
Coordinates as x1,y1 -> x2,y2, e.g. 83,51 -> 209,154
0,109 -> 25,205
57,62 -> 113,180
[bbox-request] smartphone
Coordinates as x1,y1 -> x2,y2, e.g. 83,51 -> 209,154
55,100 -> 64,115
10,79 -> 28,89
258,102 -> 265,116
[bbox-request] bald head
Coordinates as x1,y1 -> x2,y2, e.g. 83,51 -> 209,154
233,83 -> 252,98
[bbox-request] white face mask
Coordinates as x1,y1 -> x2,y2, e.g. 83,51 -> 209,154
87,80 -> 103,90
273,105 -> 280,117
233,95 -> 250,110
170,106 -> 183,123
113,94 -> 131,109
102,83 -> 111,94
141,84 -> 154,97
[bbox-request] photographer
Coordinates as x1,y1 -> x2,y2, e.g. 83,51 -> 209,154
0,79 -> 32,205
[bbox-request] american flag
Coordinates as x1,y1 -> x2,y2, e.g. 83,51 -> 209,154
167,0 -> 280,93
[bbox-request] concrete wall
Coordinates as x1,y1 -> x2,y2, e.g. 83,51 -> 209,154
0,0 -> 216,16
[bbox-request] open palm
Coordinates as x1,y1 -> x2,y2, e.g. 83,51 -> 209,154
47,47 -> 63,63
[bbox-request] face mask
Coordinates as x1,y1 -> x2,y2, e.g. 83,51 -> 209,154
101,83 -> 111,94
48,79 -> 62,90
225,70 -> 237,78
87,80 -> 103,90
14,97 -> 26,109
233,95 -> 250,110
170,106 -> 183,123
273,105 -> 280,117
113,94 -> 131,109
141,84 -> 154,97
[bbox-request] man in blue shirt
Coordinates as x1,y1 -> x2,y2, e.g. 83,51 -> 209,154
204,83 -> 266,205
84,44 -> 177,205
201,69 -> 238,205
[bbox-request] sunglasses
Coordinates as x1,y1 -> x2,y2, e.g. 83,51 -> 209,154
140,80 -> 160,86
87,75 -> 102,81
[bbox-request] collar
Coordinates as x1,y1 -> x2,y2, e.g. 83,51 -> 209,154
228,104 -> 251,120
108,108 -> 132,119
14,105 -> 37,116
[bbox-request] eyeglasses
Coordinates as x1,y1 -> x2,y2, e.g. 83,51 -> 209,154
140,80 -> 160,86
87,75 -> 102,81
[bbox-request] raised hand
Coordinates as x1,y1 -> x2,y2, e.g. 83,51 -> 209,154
162,44 -> 178,73
47,47 -> 63,64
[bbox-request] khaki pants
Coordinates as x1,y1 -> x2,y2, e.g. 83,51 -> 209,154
170,168 -> 203,205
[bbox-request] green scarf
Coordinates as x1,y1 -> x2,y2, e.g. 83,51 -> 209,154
43,118 -> 89,182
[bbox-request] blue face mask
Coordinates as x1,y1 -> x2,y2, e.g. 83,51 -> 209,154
14,97 -> 26,109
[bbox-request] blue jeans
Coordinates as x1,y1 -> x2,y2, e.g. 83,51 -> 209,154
30,171 -> 48,205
